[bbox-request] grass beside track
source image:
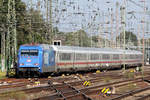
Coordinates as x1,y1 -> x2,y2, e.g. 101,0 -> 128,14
0,71 -> 6,79
0,91 -> 28,100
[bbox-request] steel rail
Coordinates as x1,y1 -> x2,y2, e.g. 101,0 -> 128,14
110,86 -> 150,100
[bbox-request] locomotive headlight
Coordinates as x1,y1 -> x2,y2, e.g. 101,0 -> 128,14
20,63 -> 24,66
34,63 -> 39,66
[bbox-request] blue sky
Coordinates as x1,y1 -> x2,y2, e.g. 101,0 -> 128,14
22,0 -> 150,40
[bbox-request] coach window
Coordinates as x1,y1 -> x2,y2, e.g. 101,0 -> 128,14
134,55 -> 136,59
99,54 -> 102,60
102,54 -> 110,60
130,55 -> 134,59
91,54 -> 99,60
113,54 -> 119,60
59,53 -> 71,61
140,55 -> 143,59
125,55 -> 128,59
135,55 -> 138,59
76,53 -> 87,60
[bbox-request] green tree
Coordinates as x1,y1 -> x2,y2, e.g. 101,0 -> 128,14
25,9 -> 47,44
65,30 -> 91,47
116,31 -> 138,46
0,0 -> 49,48
78,30 -> 91,47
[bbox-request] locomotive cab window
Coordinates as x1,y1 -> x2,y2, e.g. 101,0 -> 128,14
21,49 -> 38,56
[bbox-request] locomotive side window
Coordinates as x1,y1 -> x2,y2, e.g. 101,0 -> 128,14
76,53 -> 87,60
90,54 -> 99,60
102,54 -> 110,60
113,54 -> 119,59
59,53 -> 71,61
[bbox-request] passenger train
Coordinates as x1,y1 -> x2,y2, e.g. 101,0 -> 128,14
17,44 -> 143,77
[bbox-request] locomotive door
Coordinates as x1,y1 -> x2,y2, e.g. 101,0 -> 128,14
49,50 -> 55,72
43,50 -> 55,72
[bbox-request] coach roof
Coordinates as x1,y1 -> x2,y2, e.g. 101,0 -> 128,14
51,45 -> 141,54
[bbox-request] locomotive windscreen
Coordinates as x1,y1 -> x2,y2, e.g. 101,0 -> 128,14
21,49 -> 38,56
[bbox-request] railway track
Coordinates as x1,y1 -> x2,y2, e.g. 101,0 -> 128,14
110,85 -> 150,100
1,66 -> 150,100
136,94 -> 150,100
32,75 -> 150,100
35,81 -> 92,100
0,70 -> 139,94
0,76 -> 81,92
0,71 -> 119,93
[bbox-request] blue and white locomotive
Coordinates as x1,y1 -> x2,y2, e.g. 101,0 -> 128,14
17,44 -> 143,77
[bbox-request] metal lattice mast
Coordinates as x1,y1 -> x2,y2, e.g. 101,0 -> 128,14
110,8 -> 114,48
45,0 -> 49,43
1,24 -> 6,72
6,0 -> 17,71
13,0 -> 17,66
120,0 -> 126,72
120,5 -> 126,49
29,0 -> 33,43
142,0 -> 146,69
0,1 -> 7,72
46,0 -> 53,44
49,0 -> 53,44
115,2 -> 119,48
137,24 -> 141,50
